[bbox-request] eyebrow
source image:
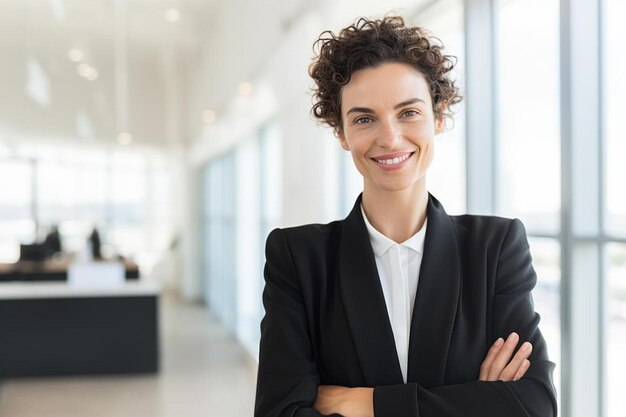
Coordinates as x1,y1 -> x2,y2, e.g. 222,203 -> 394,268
346,98 -> 426,115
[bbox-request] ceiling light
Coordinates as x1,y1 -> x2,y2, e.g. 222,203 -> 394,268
77,63 -> 98,81
68,49 -> 84,62
165,8 -> 180,22
202,110 -> 216,124
118,132 -> 133,145
85,68 -> 98,81
239,82 -> 253,96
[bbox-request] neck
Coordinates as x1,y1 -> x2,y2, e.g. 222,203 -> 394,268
361,181 -> 429,243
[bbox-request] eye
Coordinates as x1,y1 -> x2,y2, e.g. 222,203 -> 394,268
354,116 -> 373,124
400,109 -> 419,118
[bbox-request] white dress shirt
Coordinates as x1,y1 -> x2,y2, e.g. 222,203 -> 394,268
360,204 -> 427,383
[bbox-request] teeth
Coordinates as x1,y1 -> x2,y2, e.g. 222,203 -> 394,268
376,153 -> 411,165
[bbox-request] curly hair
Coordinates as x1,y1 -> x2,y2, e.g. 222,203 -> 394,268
309,15 -> 462,132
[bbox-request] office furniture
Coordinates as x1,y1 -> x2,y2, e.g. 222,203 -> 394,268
0,258 -> 140,282
0,281 -> 159,377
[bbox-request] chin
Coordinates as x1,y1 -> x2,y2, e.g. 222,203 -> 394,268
371,176 -> 425,193
377,182 -> 417,193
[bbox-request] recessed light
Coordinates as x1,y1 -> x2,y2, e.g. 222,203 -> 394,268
68,49 -> 84,62
77,63 -> 99,81
118,132 -> 133,145
202,110 -> 216,124
239,82 -> 253,96
165,8 -> 180,22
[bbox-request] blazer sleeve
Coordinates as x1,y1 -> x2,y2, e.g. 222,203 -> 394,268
372,218 -> 558,417
254,228 -> 342,417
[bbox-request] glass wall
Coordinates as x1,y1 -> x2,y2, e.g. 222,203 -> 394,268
604,0 -> 626,237
203,152 -> 237,329
0,159 -> 35,262
495,0 -> 561,401
202,122 -> 282,355
604,1 -> 626,416
606,243 -> 626,417
0,143 -> 173,273
495,0 -> 561,234
235,138 -> 261,352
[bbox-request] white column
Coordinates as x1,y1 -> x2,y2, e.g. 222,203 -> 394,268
464,0 -> 496,215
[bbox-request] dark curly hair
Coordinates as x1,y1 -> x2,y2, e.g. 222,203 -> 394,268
309,15 -> 462,132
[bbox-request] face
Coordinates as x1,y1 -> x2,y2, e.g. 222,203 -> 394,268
337,62 -> 444,195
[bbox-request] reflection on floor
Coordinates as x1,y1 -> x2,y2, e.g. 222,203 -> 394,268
0,292 -> 258,417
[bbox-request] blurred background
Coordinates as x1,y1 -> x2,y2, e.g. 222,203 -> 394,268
0,0 -> 623,416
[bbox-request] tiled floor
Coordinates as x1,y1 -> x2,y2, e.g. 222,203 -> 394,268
0,293 -> 258,417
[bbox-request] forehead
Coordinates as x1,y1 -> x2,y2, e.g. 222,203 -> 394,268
340,62 -> 432,110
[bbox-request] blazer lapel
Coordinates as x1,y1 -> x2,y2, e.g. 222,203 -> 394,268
338,194 -> 404,386
407,193 -> 461,386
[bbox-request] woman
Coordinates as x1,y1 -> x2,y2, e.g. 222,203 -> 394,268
254,16 -> 557,417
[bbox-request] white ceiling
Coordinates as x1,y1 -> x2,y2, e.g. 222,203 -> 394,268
0,0 -> 217,147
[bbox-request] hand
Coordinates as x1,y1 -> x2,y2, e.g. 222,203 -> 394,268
314,385 -> 374,417
479,332 -> 532,381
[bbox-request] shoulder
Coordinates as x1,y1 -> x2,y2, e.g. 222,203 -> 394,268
447,214 -> 528,252
265,220 -> 343,257
449,213 -> 520,233
428,193 -> 526,244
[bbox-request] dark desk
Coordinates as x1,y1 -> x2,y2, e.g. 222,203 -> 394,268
0,259 -> 139,282
0,282 -> 159,377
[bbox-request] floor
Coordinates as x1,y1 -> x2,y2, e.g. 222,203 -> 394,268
0,293 -> 258,417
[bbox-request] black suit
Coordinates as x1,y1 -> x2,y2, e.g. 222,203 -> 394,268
254,193 -> 557,417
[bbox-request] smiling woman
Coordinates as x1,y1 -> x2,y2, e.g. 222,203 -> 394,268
254,15 -> 557,417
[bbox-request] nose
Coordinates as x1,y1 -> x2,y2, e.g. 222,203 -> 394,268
375,119 -> 402,149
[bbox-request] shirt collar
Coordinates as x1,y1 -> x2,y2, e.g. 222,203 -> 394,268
360,203 -> 427,257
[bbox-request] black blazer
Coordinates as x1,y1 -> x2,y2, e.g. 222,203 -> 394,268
254,193 -> 557,417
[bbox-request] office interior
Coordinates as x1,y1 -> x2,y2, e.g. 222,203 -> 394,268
0,0 -> 623,416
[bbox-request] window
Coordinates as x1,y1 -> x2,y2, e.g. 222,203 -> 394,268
235,138 -> 261,353
0,143 -> 173,274
495,0 -> 561,234
0,159 -> 35,262
606,243 -> 626,417
528,237 -> 561,396
203,153 -> 237,329
604,0 -> 626,237
495,0 -> 561,402
604,1 -> 626,416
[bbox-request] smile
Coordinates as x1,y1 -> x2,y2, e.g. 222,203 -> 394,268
372,152 -> 415,167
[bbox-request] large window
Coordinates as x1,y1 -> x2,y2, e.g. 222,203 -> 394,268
606,244 -> 626,417
202,123 -> 283,355
495,0 -> 561,233
495,0 -> 561,400
604,1 -> 626,416
0,144 -> 173,273
604,0 -> 626,237
203,152 -> 237,329
0,159 -> 35,262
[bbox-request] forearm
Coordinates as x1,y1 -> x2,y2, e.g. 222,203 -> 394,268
317,363 -> 556,417
374,369 -> 556,417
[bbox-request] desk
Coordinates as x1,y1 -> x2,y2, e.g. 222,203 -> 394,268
0,259 -> 140,282
0,281 -> 159,377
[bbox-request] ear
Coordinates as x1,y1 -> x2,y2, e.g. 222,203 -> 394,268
435,114 -> 445,135
434,102 -> 447,135
337,129 -> 350,151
